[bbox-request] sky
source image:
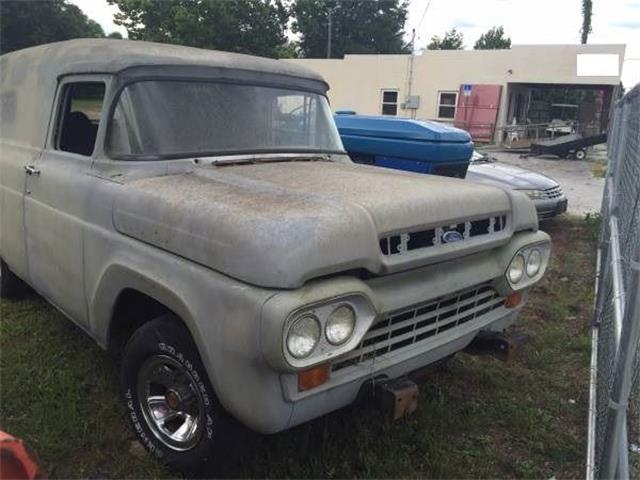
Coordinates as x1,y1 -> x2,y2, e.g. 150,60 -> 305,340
69,0 -> 640,87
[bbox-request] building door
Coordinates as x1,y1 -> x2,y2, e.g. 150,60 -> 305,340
454,84 -> 502,142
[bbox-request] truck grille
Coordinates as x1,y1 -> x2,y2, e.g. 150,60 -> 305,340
542,186 -> 563,199
380,215 -> 507,256
332,283 -> 505,372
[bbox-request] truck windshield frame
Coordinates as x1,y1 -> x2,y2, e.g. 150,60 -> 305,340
105,79 -> 346,161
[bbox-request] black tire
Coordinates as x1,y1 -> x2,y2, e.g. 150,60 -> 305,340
0,259 -> 28,299
120,314 -> 239,474
575,148 -> 587,160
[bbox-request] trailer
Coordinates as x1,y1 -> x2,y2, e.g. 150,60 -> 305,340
525,132 -> 607,160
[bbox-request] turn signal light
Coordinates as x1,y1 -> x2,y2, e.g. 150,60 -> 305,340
504,291 -> 522,308
298,363 -> 330,392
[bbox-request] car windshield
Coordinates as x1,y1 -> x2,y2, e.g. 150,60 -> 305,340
107,80 -> 344,159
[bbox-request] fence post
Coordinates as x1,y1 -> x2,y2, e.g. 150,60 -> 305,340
600,252 -> 640,478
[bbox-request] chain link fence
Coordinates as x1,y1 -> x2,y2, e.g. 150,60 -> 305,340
587,83 -> 640,479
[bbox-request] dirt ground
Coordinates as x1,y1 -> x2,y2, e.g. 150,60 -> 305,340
481,145 -> 607,216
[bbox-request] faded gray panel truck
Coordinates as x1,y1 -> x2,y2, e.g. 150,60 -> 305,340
0,40 -> 550,470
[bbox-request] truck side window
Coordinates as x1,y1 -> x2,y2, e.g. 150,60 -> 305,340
56,82 -> 105,156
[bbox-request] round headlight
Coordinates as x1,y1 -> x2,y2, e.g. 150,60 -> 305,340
286,315 -> 320,359
526,248 -> 542,277
508,254 -> 526,284
325,305 -> 356,345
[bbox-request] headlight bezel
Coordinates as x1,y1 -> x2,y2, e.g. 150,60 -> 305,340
281,294 -> 376,369
505,242 -> 551,290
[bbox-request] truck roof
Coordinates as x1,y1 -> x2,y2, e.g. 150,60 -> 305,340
0,38 -> 325,83
0,39 -> 328,148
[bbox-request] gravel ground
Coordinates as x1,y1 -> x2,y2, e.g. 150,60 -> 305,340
481,145 -> 607,216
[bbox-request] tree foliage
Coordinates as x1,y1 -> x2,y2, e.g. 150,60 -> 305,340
0,0 -> 104,55
427,28 -> 464,50
108,0 -> 289,58
474,26 -> 511,50
581,0 -> 592,44
291,0 -> 410,58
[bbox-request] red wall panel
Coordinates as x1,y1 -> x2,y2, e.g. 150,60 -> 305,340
454,84 -> 502,142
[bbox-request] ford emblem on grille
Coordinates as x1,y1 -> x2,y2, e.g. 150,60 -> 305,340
442,230 -> 463,243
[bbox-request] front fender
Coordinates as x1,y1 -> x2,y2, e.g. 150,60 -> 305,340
90,263 -> 196,350
86,250 -> 290,433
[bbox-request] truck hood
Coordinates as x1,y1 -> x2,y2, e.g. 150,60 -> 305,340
466,162 -> 559,190
113,161 -> 532,288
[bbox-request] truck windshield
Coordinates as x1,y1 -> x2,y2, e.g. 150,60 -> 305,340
107,80 -> 344,159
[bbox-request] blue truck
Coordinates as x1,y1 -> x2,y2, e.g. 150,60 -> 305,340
334,112 -> 473,179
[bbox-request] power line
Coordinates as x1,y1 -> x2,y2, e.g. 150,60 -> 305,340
415,0 -> 433,36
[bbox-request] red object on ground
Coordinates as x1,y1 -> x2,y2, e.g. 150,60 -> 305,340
0,431 -> 45,479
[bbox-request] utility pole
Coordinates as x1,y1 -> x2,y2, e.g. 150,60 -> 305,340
407,28 -> 415,97
327,7 -> 332,59
407,29 -> 416,118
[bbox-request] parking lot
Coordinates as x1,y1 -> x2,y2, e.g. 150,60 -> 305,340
485,148 -> 607,216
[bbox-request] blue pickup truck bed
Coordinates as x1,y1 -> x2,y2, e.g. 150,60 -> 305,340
334,114 -> 473,178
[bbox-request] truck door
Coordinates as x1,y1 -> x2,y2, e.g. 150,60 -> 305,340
24,77 -> 108,325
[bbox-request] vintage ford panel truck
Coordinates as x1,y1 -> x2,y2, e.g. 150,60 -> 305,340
0,40 -> 550,470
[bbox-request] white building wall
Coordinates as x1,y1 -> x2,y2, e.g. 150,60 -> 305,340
286,44 -> 625,126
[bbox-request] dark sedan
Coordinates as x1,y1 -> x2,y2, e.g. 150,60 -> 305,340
466,152 -> 568,221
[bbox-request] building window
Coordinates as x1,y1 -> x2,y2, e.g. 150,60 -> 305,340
381,90 -> 398,116
437,91 -> 458,119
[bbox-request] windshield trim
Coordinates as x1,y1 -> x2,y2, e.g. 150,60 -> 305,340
111,147 -> 347,162
104,76 -> 342,161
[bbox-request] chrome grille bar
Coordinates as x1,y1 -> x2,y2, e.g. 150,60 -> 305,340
543,186 -> 564,199
379,215 -> 508,256
332,283 -> 506,371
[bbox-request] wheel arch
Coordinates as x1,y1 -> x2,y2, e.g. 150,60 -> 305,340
107,288 -> 174,357
90,264 -> 198,357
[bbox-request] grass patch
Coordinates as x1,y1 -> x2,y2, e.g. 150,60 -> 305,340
0,217 -> 597,478
591,159 -> 608,178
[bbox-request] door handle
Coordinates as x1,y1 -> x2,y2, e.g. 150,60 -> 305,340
24,165 -> 41,176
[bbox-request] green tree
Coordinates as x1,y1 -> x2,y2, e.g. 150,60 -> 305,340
581,0 -> 592,44
107,31 -> 124,39
474,26 -> 511,50
291,0 -> 410,58
275,41 -> 299,59
0,0 -> 104,55
427,28 -> 464,50
108,0 -> 289,58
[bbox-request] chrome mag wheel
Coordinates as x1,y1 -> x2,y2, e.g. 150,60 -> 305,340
137,354 -> 205,451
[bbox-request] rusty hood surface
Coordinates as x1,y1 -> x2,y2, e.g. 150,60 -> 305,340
113,161 -> 516,288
